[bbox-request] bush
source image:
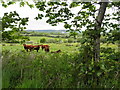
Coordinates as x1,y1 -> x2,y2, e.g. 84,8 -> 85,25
68,38 -> 74,43
63,39 -> 68,43
100,37 -> 107,43
2,48 -> 120,88
77,37 -> 81,43
46,39 -> 57,43
7,40 -> 19,43
2,44 -> 6,46
40,38 -> 46,43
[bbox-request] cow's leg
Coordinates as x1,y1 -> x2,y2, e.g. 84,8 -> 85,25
26,49 -> 28,52
30,48 -> 32,52
42,47 -> 44,50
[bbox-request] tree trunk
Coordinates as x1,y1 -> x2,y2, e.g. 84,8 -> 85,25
93,0 -> 108,62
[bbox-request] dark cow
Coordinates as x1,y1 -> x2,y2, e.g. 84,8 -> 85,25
23,44 -> 40,52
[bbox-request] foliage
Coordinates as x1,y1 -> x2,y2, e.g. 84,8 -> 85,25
2,11 -> 29,42
2,49 -> 120,88
67,38 -> 74,43
1,1 -> 120,88
2,11 -> 28,31
40,38 -> 46,43
34,1 -> 119,62
46,39 -> 58,43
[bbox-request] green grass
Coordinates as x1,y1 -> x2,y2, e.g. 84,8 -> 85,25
2,36 -> 120,88
29,36 -> 66,43
2,48 -> 120,88
2,35 -> 80,53
2,43 -> 79,53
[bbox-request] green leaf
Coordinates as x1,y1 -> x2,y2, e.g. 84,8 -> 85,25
69,2 -> 80,8
61,2 -> 68,6
64,24 -> 71,29
28,4 -> 34,8
97,72 -> 102,76
101,64 -> 105,70
20,2 -> 25,7
7,1 -> 15,5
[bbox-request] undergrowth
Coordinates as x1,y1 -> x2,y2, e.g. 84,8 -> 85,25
2,49 -> 120,88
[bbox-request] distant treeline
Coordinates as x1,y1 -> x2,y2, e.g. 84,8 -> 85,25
25,30 -> 67,33
22,30 -> 70,38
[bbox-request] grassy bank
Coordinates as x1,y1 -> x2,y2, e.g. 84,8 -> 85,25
2,49 -> 120,88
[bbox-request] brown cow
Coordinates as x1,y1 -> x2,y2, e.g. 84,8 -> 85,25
32,45 -> 40,52
39,45 -> 50,50
23,44 -> 40,52
44,46 -> 50,52
23,44 -> 33,52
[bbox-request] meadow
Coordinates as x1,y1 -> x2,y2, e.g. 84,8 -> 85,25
2,36 -> 120,88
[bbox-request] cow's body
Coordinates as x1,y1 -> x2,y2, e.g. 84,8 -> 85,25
40,45 -> 50,50
23,44 -> 40,52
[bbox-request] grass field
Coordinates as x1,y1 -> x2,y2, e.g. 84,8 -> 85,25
2,36 -> 118,51
2,43 -> 79,53
29,36 -> 67,43
2,36 -> 120,88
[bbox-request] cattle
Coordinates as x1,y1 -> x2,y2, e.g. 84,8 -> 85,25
51,50 -> 61,53
23,44 -> 40,52
32,45 -> 40,52
44,46 -> 50,52
39,45 -> 50,50
23,44 -> 33,52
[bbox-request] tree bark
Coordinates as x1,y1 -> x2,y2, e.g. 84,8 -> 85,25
93,0 -> 108,62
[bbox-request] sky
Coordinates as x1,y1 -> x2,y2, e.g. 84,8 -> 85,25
0,1 -> 95,30
0,1 -> 117,30
0,1 -> 77,30
0,1 -> 68,30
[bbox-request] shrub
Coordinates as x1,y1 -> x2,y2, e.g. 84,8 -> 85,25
2,44 -> 6,46
40,38 -> 46,43
77,37 -> 81,43
46,39 -> 57,43
68,38 -> 74,43
2,49 -> 120,88
100,37 -> 107,43
63,39 -> 68,43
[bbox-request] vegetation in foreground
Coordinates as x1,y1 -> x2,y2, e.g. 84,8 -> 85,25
2,43 -> 120,88
2,35 -> 120,88
1,1 -> 120,88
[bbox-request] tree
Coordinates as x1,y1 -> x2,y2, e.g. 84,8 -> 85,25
34,0 -> 120,61
1,0 -> 34,43
2,11 -> 29,42
1,0 -> 120,87
93,1 -> 108,62
0,18 -> 2,43
40,38 -> 46,43
34,1 -> 109,62
1,0 -> 119,61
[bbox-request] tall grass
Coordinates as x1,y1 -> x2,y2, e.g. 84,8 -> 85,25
2,49 -> 120,88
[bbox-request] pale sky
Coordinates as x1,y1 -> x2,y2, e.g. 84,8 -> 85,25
0,1 -> 68,30
0,1 -> 80,30
0,1 -> 117,30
